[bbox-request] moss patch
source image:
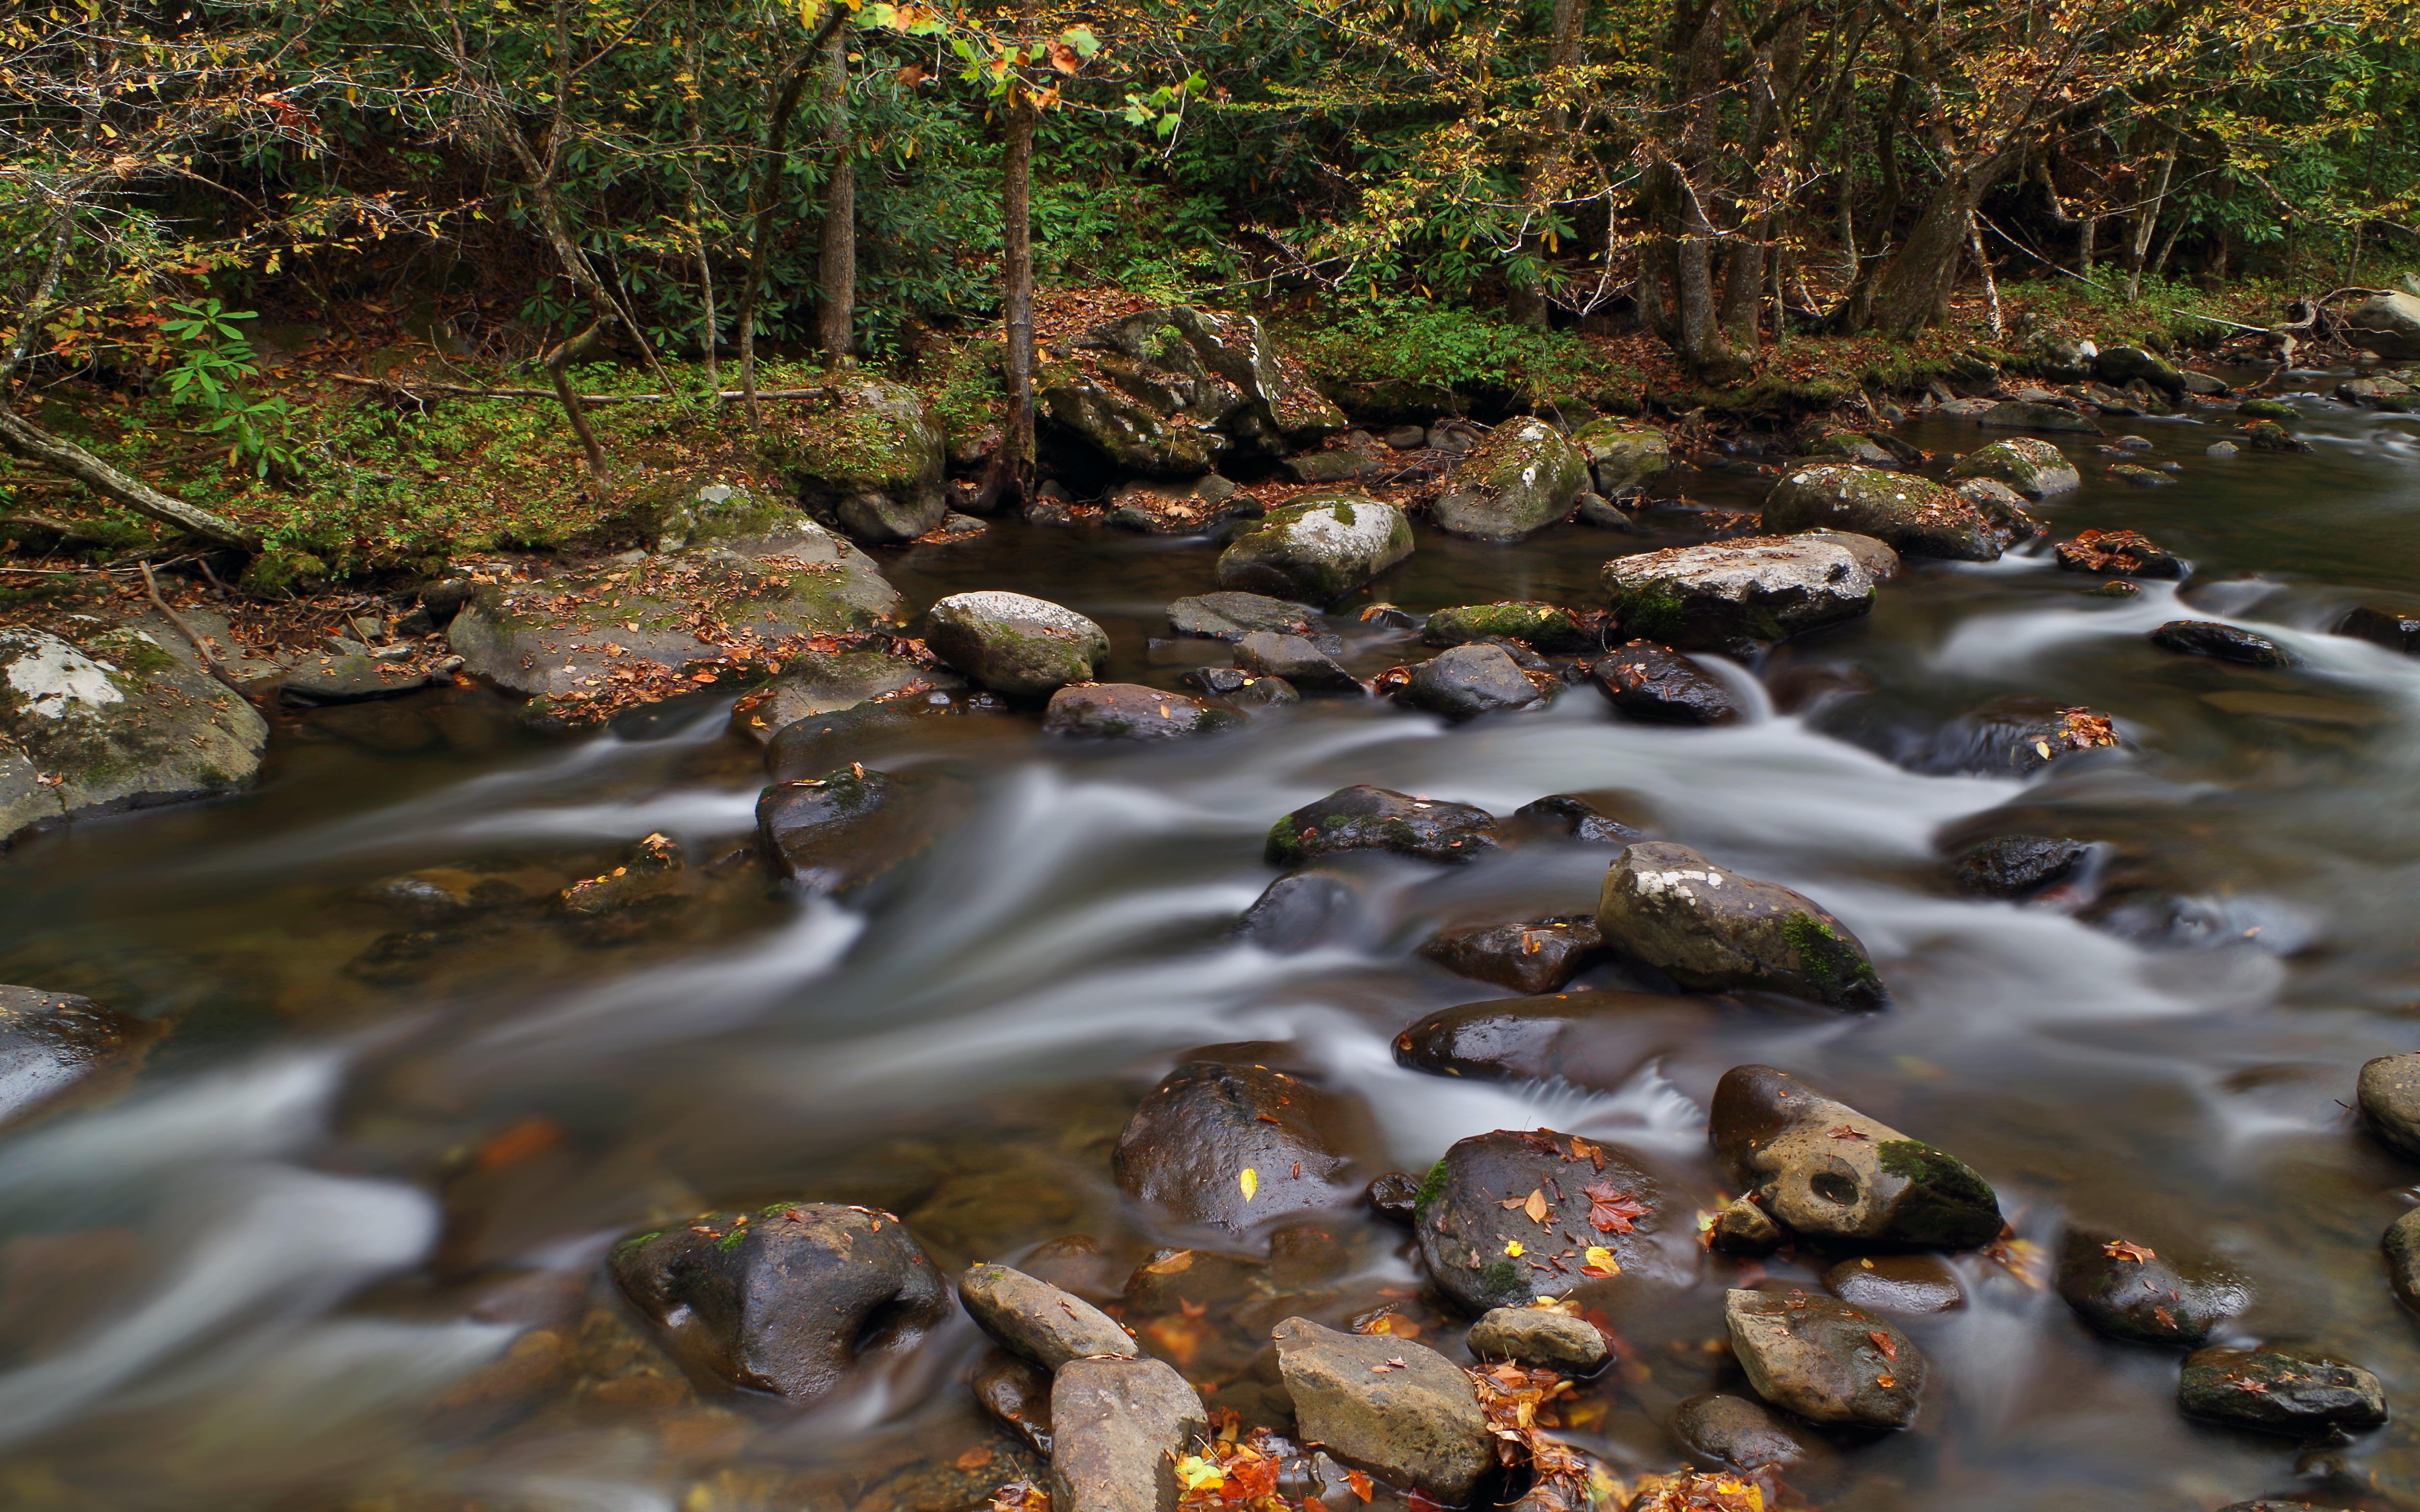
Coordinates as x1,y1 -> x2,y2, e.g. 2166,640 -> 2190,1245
1781,911 -> 1883,1006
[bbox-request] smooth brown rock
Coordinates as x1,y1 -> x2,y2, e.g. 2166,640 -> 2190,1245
1725,1288 -> 1924,1428
958,1263 -> 1134,1368
1271,1317 -> 1491,1500
1111,1061 -> 1367,1234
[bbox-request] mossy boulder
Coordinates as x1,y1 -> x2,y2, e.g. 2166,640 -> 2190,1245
1414,1128 -> 1676,1314
1602,533 -> 1888,656
1569,420 -> 1672,498
1422,601 -> 1593,653
648,478 -> 793,550
1762,463 -> 2009,561
2347,291 -> 2420,360
0,626 -> 268,841
1947,438 -> 2080,500
762,376 -> 946,543
728,649 -> 955,743
1037,305 -> 1344,475
1598,841 -> 1885,1009
919,591 -> 1108,698
2092,345 -> 2189,396
1430,417 -> 1590,540
1216,490 -> 1413,606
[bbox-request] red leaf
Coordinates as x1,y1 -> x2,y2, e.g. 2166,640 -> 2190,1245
1582,1180 -> 1650,1234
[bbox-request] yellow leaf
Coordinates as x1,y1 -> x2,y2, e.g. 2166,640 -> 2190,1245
1174,1456 -> 1226,1491
1239,1167 -> 1258,1200
1581,1245 -> 1621,1276
1504,1240 -> 1524,1257
1523,1188 -> 1549,1224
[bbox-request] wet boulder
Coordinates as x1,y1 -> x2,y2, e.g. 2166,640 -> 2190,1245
1036,305 -> 1343,476
1216,490 -> 1413,607
1571,420 -> 1672,498
757,376 -> 947,542
2177,1348 -> 2386,1436
1725,1288 -> 1924,1429
1049,1355 -> 1208,1512
1949,437 -> 2081,498
2111,462 -> 2178,488
1042,683 -> 1235,741
2056,1228 -> 2250,1346
1417,916 -> 1604,995
1596,842 -> 1884,1009
920,591 -> 1109,698
1602,533 -> 1890,657
1394,990 -> 1686,1084
1167,592 -> 1322,642
1979,400 -> 2104,434
763,702 -> 939,782
1710,1064 -> 2004,1250
1271,1317 -> 1492,1501
0,986 -> 154,1126
1423,602 -> 1595,653
2346,291 -> 2420,360
1415,1127 -> 1668,1313
1397,644 -> 1552,722
2339,603 -> 2420,655
1761,464 -> 2010,561
1902,696 -> 2122,777
1467,1305 -> 1609,1373
1235,630 -> 1362,697
973,1348 -> 1055,1455
728,649 -> 948,743
2054,528 -> 2183,579
0,626 -> 268,840
1512,792 -> 1644,845
755,767 -> 965,894
1951,835 -> 2090,898
1265,784 -> 1500,866
1231,870 -> 1360,952
279,652 -> 431,705
2094,345 -> 2189,396
2244,419 -> 2314,454
448,530 -> 899,703
608,1202 -> 948,1402
1591,641 -> 1741,725
2356,1052 -> 2420,1162
2150,620 -> 2294,668
1430,417 -> 1591,540
959,1263 -> 1134,1368
1821,1254 -> 1965,1315
1672,1393 -> 1812,1473
1110,1061 -> 1368,1234
2383,1208 -> 2420,1309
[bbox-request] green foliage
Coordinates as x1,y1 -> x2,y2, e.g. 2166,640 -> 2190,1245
159,301 -> 303,482
1282,294 -> 1603,398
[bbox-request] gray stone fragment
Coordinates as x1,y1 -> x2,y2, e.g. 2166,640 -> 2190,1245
921,591 -> 1109,698
958,1263 -> 1134,1368
1270,1317 -> 1491,1501
1466,1306 -> 1609,1373
1049,1355 -> 1207,1512
2359,1052 -> 2420,1161
1725,1288 -> 1924,1429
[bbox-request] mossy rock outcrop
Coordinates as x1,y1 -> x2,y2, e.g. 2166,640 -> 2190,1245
1602,532 -> 1889,655
1038,306 -> 1344,475
1429,417 -> 1590,540
918,591 -> 1108,698
1598,841 -> 1886,1010
1947,438 -> 2080,499
1216,490 -> 1413,606
1761,463 -> 2011,561
1569,419 -> 1671,498
1421,601 -> 1593,652
761,377 -> 946,543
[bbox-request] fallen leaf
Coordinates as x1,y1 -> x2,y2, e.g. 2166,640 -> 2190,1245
1583,1180 -> 1651,1234
1876,1374 -> 1897,1388
1580,1245 -> 1621,1277
1239,1167 -> 1258,1201
953,1446 -> 995,1473
1868,1329 -> 1898,1361
2103,1239 -> 2156,1263
1505,1240 -> 1525,1257
1826,1124 -> 1870,1140
1347,1468 -> 1374,1503
1524,1188 -> 1550,1224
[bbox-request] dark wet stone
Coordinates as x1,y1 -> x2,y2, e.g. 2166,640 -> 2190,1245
1231,869 -> 1358,953
972,1347 -> 1054,1455
1725,1288 -> 1924,1429
608,1201 -> 949,1402
2150,620 -> 2294,668
1235,630 -> 1362,697
2095,345 -> 2189,395
1591,641 -> 1741,725
364,867 -> 530,922
0,985 -> 152,1127
1467,1305 -> 1609,1372
1673,1392 -> 1811,1472
1049,1355 -> 1207,1512
1111,1061 -> 1366,1234
1900,696 -> 2122,777
2244,419 -> 2315,453
1951,835 -> 2090,898
1042,683 -> 1236,741
557,834 -> 687,934
2357,1053 -> 2420,1162
2383,1209 -> 2420,1310
1397,644 -> 1552,722
726,650 -> 950,742
1512,792 -> 1644,845
755,767 -> 964,895
763,702 -> 925,782
1417,916 -> 1604,994
1179,665 -> 1250,698
424,1325 -> 578,1439
1393,989 -> 1690,1084
1598,841 -> 1884,1008
1265,784 -> 1500,867
2339,603 -> 2420,655
2054,529 -> 2184,579
1423,602 -> 1595,653
1979,400 -> 2103,434
2110,462 -> 2177,488
1711,1064 -> 2004,1251
1230,675 -> 1300,709
1271,1317 -> 1492,1500
1367,1172 -> 1422,1223
279,653 -> 431,704
1168,592 -> 1323,642
1822,1254 -> 1965,1315
1707,1196 -> 1786,1255
1762,463 -> 2010,560
2056,1227 -> 2250,1346
1415,1127 -> 1666,1313
959,1263 -> 1134,1367
2177,1347 -> 2386,1436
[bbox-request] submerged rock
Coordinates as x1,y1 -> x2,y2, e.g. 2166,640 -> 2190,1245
2177,1347 -> 2386,1436
1417,916 -> 1604,995
1397,644 -> 1552,721
2056,1228 -> 2250,1346
959,1263 -> 1134,1368
1821,1254 -> 1964,1315
0,626 -> 268,840
1762,463 -> 2011,560
1215,490 -> 1414,605
1414,1127 -> 1667,1313
1950,835 -> 2091,898
1591,641 -> 1741,725
1271,1317 -> 1492,1501
755,767 -> 964,894
1467,1305 -> 1610,1373
2339,603 -> 2420,655
1901,696 -> 2122,777
1423,601 -> 1595,653
1725,1288 -> 1924,1429
1042,683 -> 1234,741
972,1348 -> 1055,1455
1231,870 -> 1360,952
2150,620 -> 2295,668
1265,785 -> 1500,867
1597,842 -> 1884,1008
1167,592 -> 1322,642
1512,792 -> 1644,845
608,1202 -> 948,1402
1602,533 -> 1889,657
1979,400 -> 2104,434
1235,630 -> 1362,697
1430,417 -> 1591,540
1710,1064 -> 2004,1250
1393,990 -> 1686,1083
2357,1052 -> 2420,1162
1049,1355 -> 1208,1512
728,649 -> 946,743
1036,305 -> 1343,475
1672,1393 -> 1812,1473
0,986 -> 153,1127
921,591 -> 1108,698
1111,1061 -> 1366,1234
2383,1208 -> 2420,1310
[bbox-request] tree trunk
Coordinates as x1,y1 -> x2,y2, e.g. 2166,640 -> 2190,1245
1865,153 -> 2018,336
0,407 -> 258,549
813,26 -> 856,359
735,5 -> 849,425
1508,0 -> 1587,328
1000,86 -> 1038,503
540,321 -> 613,499
2124,140 -> 2175,299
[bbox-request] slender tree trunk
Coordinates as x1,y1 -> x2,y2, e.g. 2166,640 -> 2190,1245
735,5 -> 848,425
540,321 -> 612,498
813,25 -> 857,359
1000,86 -> 1038,502
1665,0 -> 1745,378
1969,212 -> 2002,336
2080,213 -> 2097,273
1865,150 -> 2019,335
0,407 -> 257,548
695,223 -> 719,398
1508,0 -> 1586,327
2124,140 -> 2175,299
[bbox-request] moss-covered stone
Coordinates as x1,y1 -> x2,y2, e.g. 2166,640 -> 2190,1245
1038,305 -> 1345,475
1215,490 -> 1412,606
1947,438 -> 2081,499
1430,417 -> 1590,540
1421,601 -> 1592,652
760,376 -> 946,543
1598,841 -> 1885,1010
1762,463 -> 2008,561
1601,534 -> 1884,655
919,590 -> 1108,698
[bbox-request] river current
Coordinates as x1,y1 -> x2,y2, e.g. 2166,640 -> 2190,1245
4,382 -> 2420,1512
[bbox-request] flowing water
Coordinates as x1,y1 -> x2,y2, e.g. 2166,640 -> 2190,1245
6,382 -> 2420,1512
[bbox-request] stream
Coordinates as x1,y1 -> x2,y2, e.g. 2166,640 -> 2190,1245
6,382 -> 2420,1512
